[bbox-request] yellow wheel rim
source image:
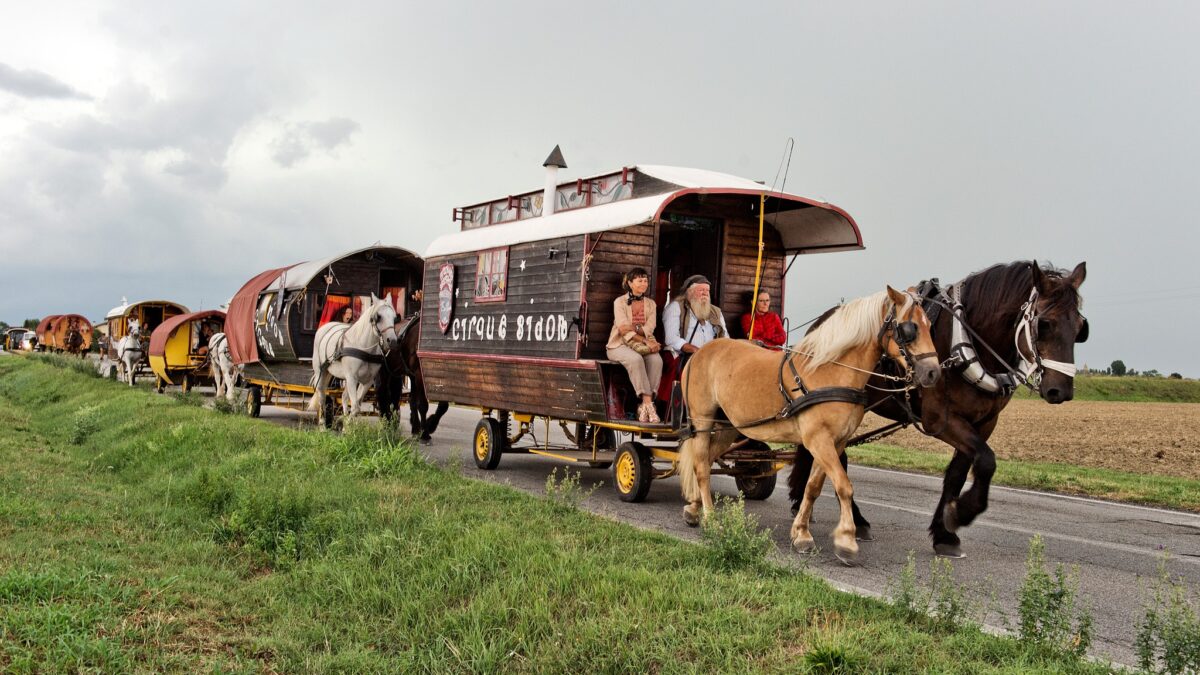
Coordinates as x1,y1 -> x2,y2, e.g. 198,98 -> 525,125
615,451 -> 636,493
475,426 -> 490,461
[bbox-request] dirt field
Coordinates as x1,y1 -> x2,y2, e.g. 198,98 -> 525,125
864,399 -> 1200,480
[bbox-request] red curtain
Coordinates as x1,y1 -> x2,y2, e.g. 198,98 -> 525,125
318,295 -> 351,327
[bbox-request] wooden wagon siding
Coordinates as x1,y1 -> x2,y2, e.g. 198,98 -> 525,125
420,354 -> 606,421
580,223 -> 656,360
419,236 -> 587,361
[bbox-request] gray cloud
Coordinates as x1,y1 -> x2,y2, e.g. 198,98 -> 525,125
0,62 -> 92,100
270,117 -> 361,167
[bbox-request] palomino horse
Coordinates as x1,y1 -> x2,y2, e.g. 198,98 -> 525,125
309,294 -> 399,426
207,332 -> 241,402
678,287 -> 941,565
375,314 -> 449,444
115,320 -> 145,386
789,261 -> 1088,558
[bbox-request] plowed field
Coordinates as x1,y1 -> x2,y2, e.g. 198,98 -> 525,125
864,399 -> 1200,480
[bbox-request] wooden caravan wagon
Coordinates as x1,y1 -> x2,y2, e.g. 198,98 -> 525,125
33,315 -> 59,352
44,314 -> 94,354
148,310 -> 226,393
226,245 -> 424,423
420,162 -> 863,501
103,299 -> 190,381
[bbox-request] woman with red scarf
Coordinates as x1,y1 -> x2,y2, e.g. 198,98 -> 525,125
741,291 -> 786,349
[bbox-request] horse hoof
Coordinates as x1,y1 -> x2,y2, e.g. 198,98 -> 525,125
792,538 -> 816,554
420,438 -> 433,446
944,501 -> 960,533
834,546 -> 859,567
934,543 -> 965,559
856,526 -> 874,542
682,508 -> 701,528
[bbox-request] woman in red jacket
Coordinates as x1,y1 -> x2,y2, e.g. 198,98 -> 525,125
740,291 -> 787,349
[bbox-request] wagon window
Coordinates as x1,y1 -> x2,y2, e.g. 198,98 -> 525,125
474,247 -> 508,303
257,293 -> 276,327
302,292 -> 323,331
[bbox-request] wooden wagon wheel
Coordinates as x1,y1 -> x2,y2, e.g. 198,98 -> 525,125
245,385 -> 262,418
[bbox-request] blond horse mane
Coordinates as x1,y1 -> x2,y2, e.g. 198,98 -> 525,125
795,290 -> 912,374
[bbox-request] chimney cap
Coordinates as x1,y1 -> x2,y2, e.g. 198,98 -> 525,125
542,145 -> 567,169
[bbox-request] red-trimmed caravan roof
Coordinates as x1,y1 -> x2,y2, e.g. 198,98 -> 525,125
426,165 -> 863,258
149,310 -> 226,358
226,266 -> 292,366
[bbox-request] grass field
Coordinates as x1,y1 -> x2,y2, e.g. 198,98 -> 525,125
0,354 -> 1113,672
1013,374 -> 1200,403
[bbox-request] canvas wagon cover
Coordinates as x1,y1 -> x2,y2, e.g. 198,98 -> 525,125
35,315 -> 60,338
149,310 -> 226,357
226,266 -> 293,365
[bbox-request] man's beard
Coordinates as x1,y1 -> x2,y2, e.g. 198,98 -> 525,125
687,296 -> 711,318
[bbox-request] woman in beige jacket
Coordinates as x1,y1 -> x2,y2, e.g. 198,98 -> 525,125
606,267 -> 663,423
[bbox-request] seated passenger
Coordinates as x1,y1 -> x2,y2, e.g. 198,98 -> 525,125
741,291 -> 787,349
661,274 -> 727,361
339,306 -> 355,323
606,267 -> 663,424
194,322 -> 214,356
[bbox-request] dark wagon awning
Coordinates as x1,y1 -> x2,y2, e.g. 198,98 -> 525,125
226,266 -> 293,366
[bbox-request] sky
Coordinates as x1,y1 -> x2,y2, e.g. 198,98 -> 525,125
1,2 -> 1197,375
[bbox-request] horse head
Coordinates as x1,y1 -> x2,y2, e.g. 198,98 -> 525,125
1024,261 -> 1087,404
366,293 -> 399,351
883,286 -> 941,388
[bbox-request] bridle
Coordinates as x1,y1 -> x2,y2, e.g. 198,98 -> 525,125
1013,287 -> 1081,387
875,295 -> 936,381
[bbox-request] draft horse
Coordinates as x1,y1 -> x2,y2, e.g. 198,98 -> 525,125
789,261 -> 1088,558
679,286 -> 941,565
375,314 -> 449,444
309,294 -> 399,426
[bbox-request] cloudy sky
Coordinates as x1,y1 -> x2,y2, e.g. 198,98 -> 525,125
2,2 -> 1197,375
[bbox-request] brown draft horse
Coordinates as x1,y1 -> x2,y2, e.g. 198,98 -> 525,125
789,261 -> 1088,558
679,287 -> 941,565
376,314 -> 449,444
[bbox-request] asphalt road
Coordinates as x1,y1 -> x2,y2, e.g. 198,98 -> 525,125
248,401 -> 1200,666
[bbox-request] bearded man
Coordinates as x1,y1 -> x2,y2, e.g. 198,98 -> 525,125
661,274 -> 727,359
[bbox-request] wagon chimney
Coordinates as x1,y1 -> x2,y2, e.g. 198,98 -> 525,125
542,145 -> 567,217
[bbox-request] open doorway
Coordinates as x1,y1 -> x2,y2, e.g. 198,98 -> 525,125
653,213 -> 723,310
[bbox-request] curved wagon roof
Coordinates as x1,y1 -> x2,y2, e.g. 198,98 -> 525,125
225,244 -> 423,365
106,299 -> 191,320
149,310 -> 226,358
35,315 -> 60,336
424,164 -> 863,258
5,327 -> 28,336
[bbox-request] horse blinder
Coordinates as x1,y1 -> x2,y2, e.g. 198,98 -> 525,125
1076,317 -> 1089,343
895,321 -> 919,346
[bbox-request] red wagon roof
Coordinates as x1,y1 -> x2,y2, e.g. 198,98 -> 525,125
226,266 -> 294,365
149,310 -> 226,358
35,315 -> 61,337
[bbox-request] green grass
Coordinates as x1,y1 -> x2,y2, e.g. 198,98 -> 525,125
1013,374 -> 1200,403
0,355 -> 1114,672
850,444 -> 1200,512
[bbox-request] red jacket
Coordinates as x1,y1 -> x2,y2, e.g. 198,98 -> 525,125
741,311 -> 786,348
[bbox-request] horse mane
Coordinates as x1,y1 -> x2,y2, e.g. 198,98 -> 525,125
796,290 -> 910,372
958,261 -> 1081,331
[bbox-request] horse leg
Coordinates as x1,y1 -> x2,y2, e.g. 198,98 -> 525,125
790,463 -> 825,553
422,402 -> 449,442
806,433 -> 859,564
929,416 -> 997,557
789,447 -> 872,537
679,433 -> 711,527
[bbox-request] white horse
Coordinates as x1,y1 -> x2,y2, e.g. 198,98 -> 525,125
115,319 -> 145,386
207,332 -> 241,402
308,294 -> 399,426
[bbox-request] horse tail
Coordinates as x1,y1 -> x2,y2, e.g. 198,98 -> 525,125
679,437 -> 701,503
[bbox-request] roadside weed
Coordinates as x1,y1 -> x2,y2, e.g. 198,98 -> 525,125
544,467 -> 599,510
1018,534 -> 1093,656
699,495 -> 773,571
1136,553 -> 1200,674
69,404 -> 101,445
